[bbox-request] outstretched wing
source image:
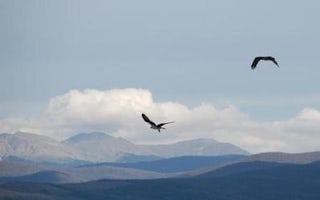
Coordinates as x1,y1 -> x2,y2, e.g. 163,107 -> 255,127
157,121 -> 174,127
269,57 -> 279,67
142,113 -> 156,126
251,57 -> 262,69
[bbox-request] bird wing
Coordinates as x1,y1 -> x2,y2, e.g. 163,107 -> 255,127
157,121 -> 174,127
142,113 -> 156,126
270,58 -> 279,67
251,57 -> 262,69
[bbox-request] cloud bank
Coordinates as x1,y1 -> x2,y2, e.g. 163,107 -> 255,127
1,88 -> 320,153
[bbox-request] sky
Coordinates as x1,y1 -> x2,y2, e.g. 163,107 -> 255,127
1,0 -> 320,153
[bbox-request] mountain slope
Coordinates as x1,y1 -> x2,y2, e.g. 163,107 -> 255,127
0,159 -> 170,183
0,160 -> 48,176
64,132 -> 113,144
0,132 -> 80,163
1,132 -> 249,163
177,150 -> 320,178
63,132 -> 149,162
84,155 -> 245,173
1,161 -> 320,199
196,161 -> 286,178
143,138 -> 249,157
115,153 -> 163,163
0,170 -> 79,184
64,133 -> 249,162
242,151 -> 320,164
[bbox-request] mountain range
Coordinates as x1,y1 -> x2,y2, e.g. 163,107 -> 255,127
1,131 -> 320,200
1,149 -> 320,184
1,158 -> 320,199
1,131 -> 320,199
0,131 -> 249,163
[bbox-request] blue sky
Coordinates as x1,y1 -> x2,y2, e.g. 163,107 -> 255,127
1,0 -> 320,152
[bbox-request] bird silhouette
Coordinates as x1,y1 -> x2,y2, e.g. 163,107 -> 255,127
251,56 -> 279,69
141,113 -> 174,132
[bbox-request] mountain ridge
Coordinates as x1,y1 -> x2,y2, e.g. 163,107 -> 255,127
1,161 -> 320,199
0,131 -> 249,163
241,151 -> 320,164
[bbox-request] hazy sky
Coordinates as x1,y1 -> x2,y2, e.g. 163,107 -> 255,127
1,0 -> 320,153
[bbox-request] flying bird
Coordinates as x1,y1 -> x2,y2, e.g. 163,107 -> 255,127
251,56 -> 279,69
141,113 -> 174,132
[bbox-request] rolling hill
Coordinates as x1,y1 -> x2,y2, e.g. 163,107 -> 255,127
1,161 -> 320,199
241,151 -> 320,164
82,154 -> 245,173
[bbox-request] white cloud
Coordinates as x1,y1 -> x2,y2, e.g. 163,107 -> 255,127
46,88 -> 151,128
1,88 -> 320,153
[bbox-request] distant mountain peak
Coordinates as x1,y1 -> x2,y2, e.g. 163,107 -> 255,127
64,132 -> 113,144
